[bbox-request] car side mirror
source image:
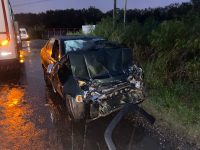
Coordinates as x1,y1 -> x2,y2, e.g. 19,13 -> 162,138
47,64 -> 54,75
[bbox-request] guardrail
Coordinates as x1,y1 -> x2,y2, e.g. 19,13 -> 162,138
104,104 -> 155,150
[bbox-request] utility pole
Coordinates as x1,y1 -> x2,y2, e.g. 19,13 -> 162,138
113,0 -> 117,28
124,0 -> 127,27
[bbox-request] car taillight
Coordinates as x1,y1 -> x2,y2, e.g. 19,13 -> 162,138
0,39 -> 9,46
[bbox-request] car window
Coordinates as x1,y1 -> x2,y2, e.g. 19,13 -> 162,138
51,40 -> 60,61
45,38 -> 55,56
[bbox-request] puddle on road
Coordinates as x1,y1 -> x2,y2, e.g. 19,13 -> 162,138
0,86 -> 49,149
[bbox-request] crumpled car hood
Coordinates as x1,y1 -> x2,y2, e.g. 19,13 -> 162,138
67,48 -> 133,81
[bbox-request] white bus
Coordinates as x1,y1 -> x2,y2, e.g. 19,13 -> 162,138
0,0 -> 21,71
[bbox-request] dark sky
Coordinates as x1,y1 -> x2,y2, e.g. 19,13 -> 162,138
10,0 -> 190,14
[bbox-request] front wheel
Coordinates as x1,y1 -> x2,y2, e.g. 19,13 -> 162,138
65,95 -> 85,121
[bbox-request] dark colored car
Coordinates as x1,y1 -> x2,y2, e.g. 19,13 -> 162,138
40,35 -> 144,121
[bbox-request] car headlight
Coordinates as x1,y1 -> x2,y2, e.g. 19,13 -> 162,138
75,95 -> 83,103
78,80 -> 86,87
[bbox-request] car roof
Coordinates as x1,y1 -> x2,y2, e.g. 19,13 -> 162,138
52,35 -> 103,41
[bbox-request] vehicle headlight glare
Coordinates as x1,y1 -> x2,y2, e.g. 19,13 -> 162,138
1,52 -> 12,56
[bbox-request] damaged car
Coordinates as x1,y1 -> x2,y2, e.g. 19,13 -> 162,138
40,35 -> 145,121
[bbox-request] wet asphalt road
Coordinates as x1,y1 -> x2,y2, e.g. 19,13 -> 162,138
0,40 -> 195,150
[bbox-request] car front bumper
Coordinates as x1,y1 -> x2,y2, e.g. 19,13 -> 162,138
85,82 -> 145,120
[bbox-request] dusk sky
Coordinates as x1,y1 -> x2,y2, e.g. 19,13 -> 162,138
10,0 -> 190,14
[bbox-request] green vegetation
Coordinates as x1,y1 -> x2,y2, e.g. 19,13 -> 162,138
93,4 -> 200,144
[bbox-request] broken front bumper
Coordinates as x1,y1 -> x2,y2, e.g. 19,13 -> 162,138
85,82 -> 145,120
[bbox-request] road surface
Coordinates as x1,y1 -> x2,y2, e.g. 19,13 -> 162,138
0,40 -> 195,150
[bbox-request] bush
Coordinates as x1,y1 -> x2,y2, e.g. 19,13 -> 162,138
94,17 -> 115,40
94,16 -> 200,83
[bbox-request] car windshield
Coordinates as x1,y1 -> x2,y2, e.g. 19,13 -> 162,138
21,31 -> 26,34
63,38 -> 121,54
63,39 -> 93,53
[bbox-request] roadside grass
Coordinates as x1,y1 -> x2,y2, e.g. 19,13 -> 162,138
142,63 -> 200,144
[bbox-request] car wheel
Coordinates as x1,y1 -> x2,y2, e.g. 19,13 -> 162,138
65,94 -> 85,121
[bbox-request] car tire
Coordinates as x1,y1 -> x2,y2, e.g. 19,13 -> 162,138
65,94 -> 85,121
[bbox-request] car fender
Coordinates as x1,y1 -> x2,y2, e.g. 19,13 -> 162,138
62,74 -> 82,98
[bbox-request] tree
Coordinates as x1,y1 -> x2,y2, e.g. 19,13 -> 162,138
191,0 -> 200,10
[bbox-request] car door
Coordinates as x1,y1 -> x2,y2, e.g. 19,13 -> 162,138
41,38 -> 55,69
50,39 -> 64,96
